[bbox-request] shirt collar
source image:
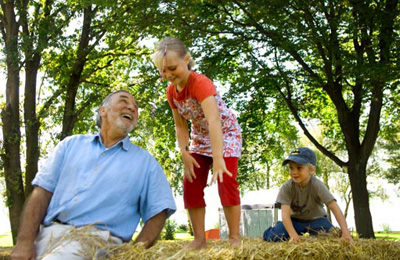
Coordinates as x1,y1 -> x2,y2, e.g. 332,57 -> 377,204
93,132 -> 131,151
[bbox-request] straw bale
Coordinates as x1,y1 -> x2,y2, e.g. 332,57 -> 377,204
103,235 -> 400,260
0,247 -> 12,260
1,233 -> 399,260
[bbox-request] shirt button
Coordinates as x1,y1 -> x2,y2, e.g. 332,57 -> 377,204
93,166 -> 98,170
61,212 -> 66,217
74,197 -> 78,202
84,182 -> 88,186
102,152 -> 106,156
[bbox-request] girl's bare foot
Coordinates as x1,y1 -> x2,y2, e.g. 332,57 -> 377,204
183,239 -> 207,249
230,237 -> 241,247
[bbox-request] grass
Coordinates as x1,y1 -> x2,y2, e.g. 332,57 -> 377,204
375,232 -> 400,241
174,231 -> 193,240
0,233 -> 12,247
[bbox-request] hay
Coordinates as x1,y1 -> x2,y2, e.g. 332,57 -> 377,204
0,247 -> 12,260
1,233 -> 399,260
103,235 -> 400,260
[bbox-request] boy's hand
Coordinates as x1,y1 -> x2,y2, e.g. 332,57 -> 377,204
289,233 -> 300,244
210,157 -> 232,185
181,151 -> 200,183
340,231 -> 354,242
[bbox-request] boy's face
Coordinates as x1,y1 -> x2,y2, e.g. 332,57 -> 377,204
288,161 -> 315,188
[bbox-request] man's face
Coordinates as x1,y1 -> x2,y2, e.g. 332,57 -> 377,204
100,92 -> 139,135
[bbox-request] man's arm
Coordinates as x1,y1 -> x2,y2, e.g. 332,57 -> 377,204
328,200 -> 353,241
11,187 -> 53,260
134,210 -> 167,249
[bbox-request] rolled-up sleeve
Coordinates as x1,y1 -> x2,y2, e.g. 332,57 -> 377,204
139,157 -> 176,223
32,138 -> 69,193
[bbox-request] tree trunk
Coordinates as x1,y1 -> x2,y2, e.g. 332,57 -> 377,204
1,1 -> 25,244
60,6 -> 93,140
347,157 -> 375,238
24,56 -> 41,197
322,170 -> 332,222
344,190 -> 351,220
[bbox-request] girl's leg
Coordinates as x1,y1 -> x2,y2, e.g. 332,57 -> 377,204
183,154 -> 212,249
223,205 -> 241,246
186,207 -> 207,249
218,157 -> 241,246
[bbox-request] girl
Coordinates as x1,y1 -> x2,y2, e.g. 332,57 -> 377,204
151,37 -> 242,248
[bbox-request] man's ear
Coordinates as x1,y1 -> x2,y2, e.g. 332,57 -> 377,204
99,106 -> 107,117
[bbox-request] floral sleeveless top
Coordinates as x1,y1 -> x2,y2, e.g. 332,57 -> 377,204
166,71 -> 242,158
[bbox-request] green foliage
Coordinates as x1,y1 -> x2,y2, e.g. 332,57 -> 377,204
187,214 -> 194,236
381,223 -> 392,234
2,0 -> 400,240
177,224 -> 188,232
153,0 -> 399,238
162,219 -> 177,240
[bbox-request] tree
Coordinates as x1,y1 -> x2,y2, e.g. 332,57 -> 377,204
20,0 -> 71,197
157,0 -> 400,238
0,0 -> 165,242
0,0 -> 25,243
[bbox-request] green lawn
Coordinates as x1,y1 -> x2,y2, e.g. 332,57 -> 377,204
375,232 -> 400,241
174,231 -> 194,240
0,232 -> 12,247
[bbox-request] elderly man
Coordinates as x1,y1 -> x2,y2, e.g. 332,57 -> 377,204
11,90 -> 176,260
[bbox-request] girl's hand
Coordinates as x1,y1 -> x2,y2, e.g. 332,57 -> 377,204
210,157 -> 232,185
181,151 -> 200,183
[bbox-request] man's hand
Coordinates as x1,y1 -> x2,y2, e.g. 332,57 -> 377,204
10,241 -> 36,260
11,187 -> 52,260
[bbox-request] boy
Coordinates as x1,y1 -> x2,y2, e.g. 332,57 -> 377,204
263,147 -> 353,243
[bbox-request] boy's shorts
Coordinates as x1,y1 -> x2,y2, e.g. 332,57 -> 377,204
183,153 -> 240,208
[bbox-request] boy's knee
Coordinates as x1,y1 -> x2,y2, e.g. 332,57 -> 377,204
263,225 -> 287,242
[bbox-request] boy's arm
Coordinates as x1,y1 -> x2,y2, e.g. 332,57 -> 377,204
328,200 -> 353,241
281,204 -> 300,243
11,187 -> 53,260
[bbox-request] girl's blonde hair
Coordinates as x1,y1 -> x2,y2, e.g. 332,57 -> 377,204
151,37 -> 195,70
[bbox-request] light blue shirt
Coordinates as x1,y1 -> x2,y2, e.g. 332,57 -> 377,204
32,133 -> 176,241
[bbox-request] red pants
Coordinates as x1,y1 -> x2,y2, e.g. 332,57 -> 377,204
183,153 -> 240,209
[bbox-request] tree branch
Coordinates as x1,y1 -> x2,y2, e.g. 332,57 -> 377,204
272,51 -> 346,166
